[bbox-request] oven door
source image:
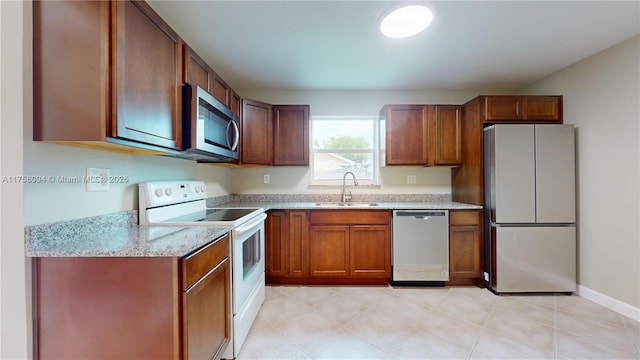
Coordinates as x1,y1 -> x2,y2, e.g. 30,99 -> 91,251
231,213 -> 266,313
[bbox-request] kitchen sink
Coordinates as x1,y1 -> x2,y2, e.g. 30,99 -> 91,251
314,202 -> 380,207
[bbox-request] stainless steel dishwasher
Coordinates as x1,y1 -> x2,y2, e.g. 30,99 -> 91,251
391,210 -> 449,285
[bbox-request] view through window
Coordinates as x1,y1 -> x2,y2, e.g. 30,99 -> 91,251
311,116 -> 378,185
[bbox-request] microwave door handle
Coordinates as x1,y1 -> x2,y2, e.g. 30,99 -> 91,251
226,120 -> 239,151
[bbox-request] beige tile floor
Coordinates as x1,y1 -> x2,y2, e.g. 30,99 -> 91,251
237,285 -> 640,360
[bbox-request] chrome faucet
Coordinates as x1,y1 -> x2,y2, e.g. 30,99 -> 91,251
341,171 -> 358,202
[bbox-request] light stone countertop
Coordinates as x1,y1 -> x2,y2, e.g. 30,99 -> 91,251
25,211 -> 232,258
218,201 -> 481,210
25,196 -> 481,258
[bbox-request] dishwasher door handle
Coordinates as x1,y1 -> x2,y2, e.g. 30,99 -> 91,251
395,211 -> 446,217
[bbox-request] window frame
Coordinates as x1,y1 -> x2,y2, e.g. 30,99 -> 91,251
309,115 -> 379,186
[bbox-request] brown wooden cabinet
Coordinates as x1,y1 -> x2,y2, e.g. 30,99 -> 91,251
34,0 -> 183,153
114,0 -> 183,150
230,91 -> 241,117
430,105 -> 462,166
309,225 -> 350,277
448,210 -> 483,286
380,104 -> 462,166
349,225 -> 391,277
483,95 -> 562,124
212,74 -> 231,108
266,210 -> 390,285
241,101 -> 310,166
265,210 -> 309,281
241,99 -> 273,165
273,105 -> 310,166
288,210 -> 310,277
183,43 -> 241,121
181,235 -> 231,360
380,105 -> 429,165
32,234 -> 231,360
309,210 -> 390,283
183,43 -> 213,94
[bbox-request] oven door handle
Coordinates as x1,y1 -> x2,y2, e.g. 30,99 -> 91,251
232,213 -> 267,236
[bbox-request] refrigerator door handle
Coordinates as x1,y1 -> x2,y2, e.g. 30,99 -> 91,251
491,223 -> 576,228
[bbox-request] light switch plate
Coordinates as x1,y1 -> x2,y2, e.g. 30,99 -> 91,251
86,167 -> 110,192
407,175 -> 417,184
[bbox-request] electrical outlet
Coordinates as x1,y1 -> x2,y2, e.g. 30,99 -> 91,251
263,174 -> 270,184
86,167 -> 110,191
407,175 -> 416,184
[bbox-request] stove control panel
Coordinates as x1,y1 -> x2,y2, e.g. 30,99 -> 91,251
139,181 -> 207,210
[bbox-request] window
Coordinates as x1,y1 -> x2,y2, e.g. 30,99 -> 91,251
310,116 -> 378,185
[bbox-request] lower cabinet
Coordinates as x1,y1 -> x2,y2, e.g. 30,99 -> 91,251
448,210 -> 483,286
32,234 -> 231,360
266,210 -> 390,285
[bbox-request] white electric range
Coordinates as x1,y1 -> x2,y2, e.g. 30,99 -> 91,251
138,181 -> 266,359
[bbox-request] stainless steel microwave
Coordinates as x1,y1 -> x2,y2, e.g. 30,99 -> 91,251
180,85 -> 239,162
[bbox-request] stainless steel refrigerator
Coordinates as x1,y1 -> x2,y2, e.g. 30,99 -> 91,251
483,124 -> 576,293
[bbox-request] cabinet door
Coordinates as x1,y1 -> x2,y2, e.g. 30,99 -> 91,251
266,211 -> 288,279
212,74 -> 230,107
241,99 -> 273,165
288,211 -> 309,277
449,225 -> 481,279
34,0 -> 111,142
309,226 -> 349,277
183,257 -> 231,360
384,105 -> 428,165
483,96 -> 522,121
183,44 -> 212,93
273,105 -> 310,166
349,225 -> 390,277
113,0 -> 182,150
230,91 -> 241,118
433,105 -> 462,166
523,96 -> 562,122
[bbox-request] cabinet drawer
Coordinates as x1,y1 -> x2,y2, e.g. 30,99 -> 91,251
450,211 -> 481,225
182,234 -> 229,291
310,210 -> 390,225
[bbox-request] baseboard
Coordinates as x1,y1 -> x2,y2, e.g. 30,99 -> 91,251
578,285 -> 640,322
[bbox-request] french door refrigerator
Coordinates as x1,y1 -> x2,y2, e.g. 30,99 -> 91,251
484,124 -> 576,293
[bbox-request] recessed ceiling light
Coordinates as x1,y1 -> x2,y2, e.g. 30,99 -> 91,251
380,5 -> 434,39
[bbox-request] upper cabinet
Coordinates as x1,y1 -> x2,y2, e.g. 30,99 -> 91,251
241,99 -> 273,165
183,44 -> 213,94
380,104 -> 462,166
380,105 -> 429,165
114,0 -> 183,150
483,96 -> 562,124
240,101 -> 310,166
451,94 -> 563,206
431,105 -> 462,166
212,75 -> 231,109
273,105 -> 310,166
183,44 -> 240,118
34,0 -> 183,153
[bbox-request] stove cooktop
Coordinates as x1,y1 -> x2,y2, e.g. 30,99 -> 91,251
154,207 -> 265,227
166,208 -> 260,223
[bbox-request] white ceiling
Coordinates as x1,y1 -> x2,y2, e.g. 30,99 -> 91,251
148,1 -> 639,91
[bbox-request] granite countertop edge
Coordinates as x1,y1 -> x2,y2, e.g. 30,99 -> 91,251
26,198 -> 481,258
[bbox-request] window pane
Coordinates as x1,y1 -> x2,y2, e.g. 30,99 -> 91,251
313,152 -> 374,180
313,119 -> 374,150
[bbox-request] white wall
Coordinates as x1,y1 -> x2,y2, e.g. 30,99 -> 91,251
1,1 -> 28,357
521,35 -> 640,309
